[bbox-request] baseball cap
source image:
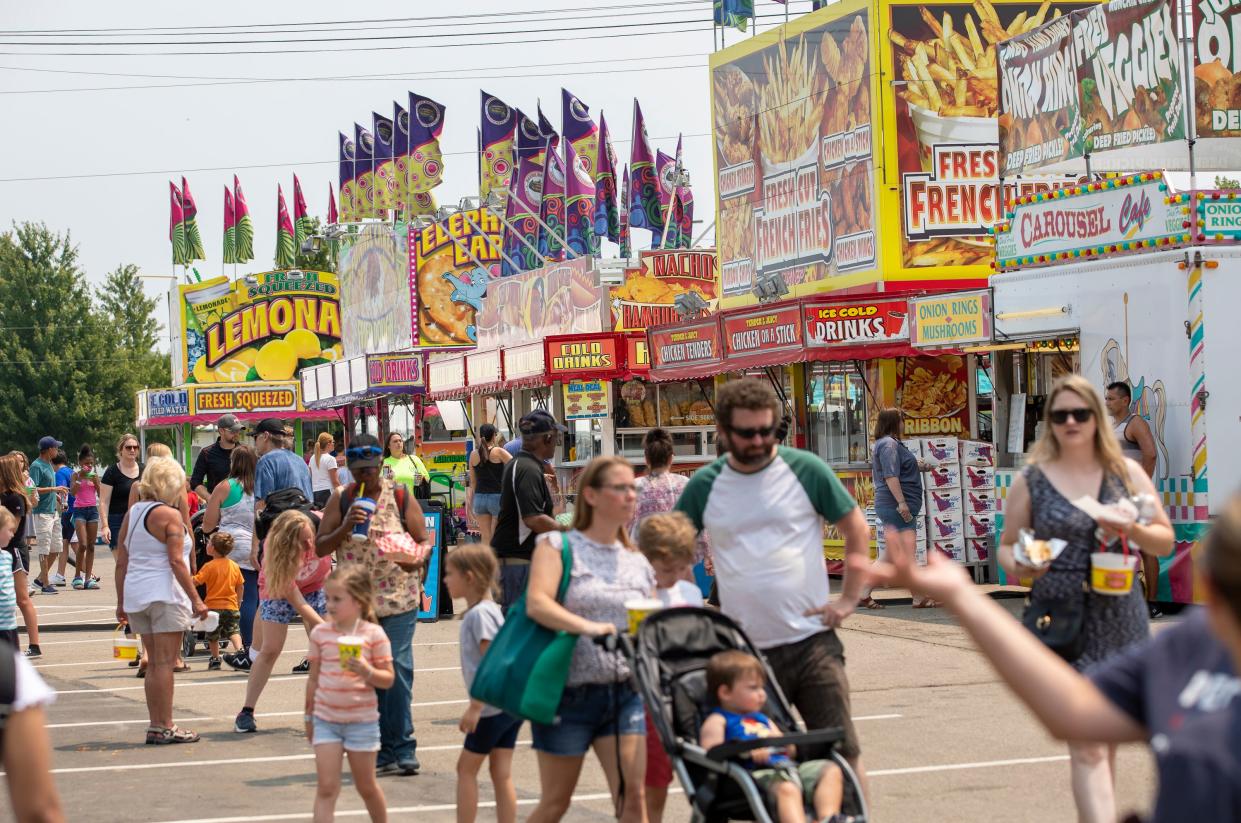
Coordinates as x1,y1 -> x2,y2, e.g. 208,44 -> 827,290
38,435 -> 62,451
216,414 -> 245,433
254,418 -> 286,436
518,409 -> 568,435
345,433 -> 384,469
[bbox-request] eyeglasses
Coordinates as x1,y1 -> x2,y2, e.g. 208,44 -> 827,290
123,445 -> 139,451
1049,408 -> 1094,425
346,445 -> 383,459
727,424 -> 776,440
598,483 -> 638,495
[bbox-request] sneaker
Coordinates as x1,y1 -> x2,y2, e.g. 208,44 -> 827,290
208,657 -> 222,671
375,762 -> 401,777
396,756 -> 421,776
27,586 -> 38,597
40,584 -> 58,595
85,579 -> 100,590
291,658 -> 310,674
71,577 -> 84,590
233,710 -> 257,734
23,645 -> 41,659
50,573 -> 66,586
1149,604 -> 1165,619
146,725 -> 200,745
223,652 -> 251,673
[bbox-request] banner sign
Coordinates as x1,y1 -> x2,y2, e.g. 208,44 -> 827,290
503,341 -> 547,382
365,354 -> 424,390
409,209 -> 503,348
1193,0 -> 1241,137
427,355 -> 466,396
711,0 -> 879,298
994,173 -> 1185,269
180,271 -> 341,385
192,383 -> 302,415
339,225 -> 413,357
610,249 -> 720,332
997,15 -> 1084,175
1198,190 -> 1241,238
465,349 -> 502,388
148,389 -> 190,418
563,380 -> 611,420
474,258 -> 607,349
723,304 -> 805,360
898,355 -> 971,434
417,511 -> 443,621
649,318 -> 723,371
546,336 -> 620,377
804,298 -> 910,347
909,290 -> 993,347
627,336 -> 650,371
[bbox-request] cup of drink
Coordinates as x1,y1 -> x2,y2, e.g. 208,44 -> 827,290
349,497 -> 377,541
337,635 -> 364,666
192,610 -> 220,633
624,598 -> 664,635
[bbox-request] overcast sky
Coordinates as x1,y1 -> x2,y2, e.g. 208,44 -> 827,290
0,1 -> 825,344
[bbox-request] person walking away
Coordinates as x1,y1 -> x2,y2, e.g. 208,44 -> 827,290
305,567 -> 393,822
382,432 -> 430,498
699,651 -> 848,823
467,424 -> 511,546
203,446 -> 260,662
234,510 -> 330,733
193,532 -> 245,669
637,512 -> 703,823
0,456 -> 41,658
444,544 -> 522,823
69,445 -> 102,590
628,427 -> 713,582
315,433 -> 431,777
2,638 -> 66,823
52,452 -> 73,587
676,378 -> 872,788
114,458 -> 208,743
254,418 -> 314,511
309,432 -> 340,509
1105,381 -> 1163,619
868,409 -> 936,609
190,414 -> 245,504
30,437 -> 66,595
101,434 -> 142,551
493,410 -> 567,612
524,456 -> 656,823
998,375 -> 1172,823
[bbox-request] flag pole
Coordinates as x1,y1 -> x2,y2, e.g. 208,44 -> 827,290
427,211 -> 495,274
480,195 -> 553,267
457,205 -> 525,274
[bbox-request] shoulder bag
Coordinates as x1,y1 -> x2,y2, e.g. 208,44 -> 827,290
469,533 -> 576,724
1021,584 -> 1088,662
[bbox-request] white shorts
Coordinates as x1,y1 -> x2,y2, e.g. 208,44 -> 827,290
34,514 -> 60,557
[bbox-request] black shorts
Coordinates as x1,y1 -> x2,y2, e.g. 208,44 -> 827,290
463,710 -> 523,755
61,511 -> 75,540
7,546 -> 28,575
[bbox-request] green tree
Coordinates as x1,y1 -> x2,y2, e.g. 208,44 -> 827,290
295,216 -> 336,272
1216,176 -> 1240,190
97,262 -> 170,413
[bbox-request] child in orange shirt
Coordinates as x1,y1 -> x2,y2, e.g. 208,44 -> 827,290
193,532 -> 245,670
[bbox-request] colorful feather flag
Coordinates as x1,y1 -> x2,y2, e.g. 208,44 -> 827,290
407,92 -> 446,215
372,113 -> 397,212
292,174 -> 311,250
275,184 -> 296,270
338,132 -> 356,223
629,99 -> 663,233
619,165 -> 632,258
714,0 -> 754,31
564,139 -> 598,257
593,113 -> 621,244
234,175 -> 254,262
223,185 -> 237,264
561,88 -> 600,181
354,123 -> 376,220
180,177 -> 205,262
169,182 -> 189,266
538,135 -> 566,262
501,155 -> 544,276
515,109 -> 544,161
479,91 -> 516,209
392,102 -> 410,208
658,136 -> 695,249
327,182 -> 338,226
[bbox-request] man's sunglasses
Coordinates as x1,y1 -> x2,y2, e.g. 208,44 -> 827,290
727,424 -> 776,440
1049,408 -> 1094,425
345,445 -> 383,459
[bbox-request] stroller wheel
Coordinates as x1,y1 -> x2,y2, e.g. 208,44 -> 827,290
181,630 -> 197,660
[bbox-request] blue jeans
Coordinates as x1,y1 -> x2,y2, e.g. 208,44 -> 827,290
239,568 -> 259,648
376,608 -> 418,766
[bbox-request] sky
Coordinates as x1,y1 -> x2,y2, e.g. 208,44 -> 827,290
0,0 -> 823,345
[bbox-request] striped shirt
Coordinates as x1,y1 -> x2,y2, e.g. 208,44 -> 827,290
0,553 -> 16,630
307,620 -> 392,724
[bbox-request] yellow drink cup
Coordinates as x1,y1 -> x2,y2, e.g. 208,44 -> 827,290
337,635 -> 364,667
113,635 -> 139,661
1090,552 -> 1139,596
624,598 -> 663,635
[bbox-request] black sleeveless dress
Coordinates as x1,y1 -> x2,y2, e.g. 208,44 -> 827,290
1024,465 -> 1149,672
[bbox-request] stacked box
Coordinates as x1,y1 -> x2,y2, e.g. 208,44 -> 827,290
965,490 -> 997,515
926,464 -> 962,490
931,539 -> 966,562
966,539 -> 990,563
963,465 -> 996,491
925,488 -> 964,517
928,512 -> 964,541
964,513 -> 995,539
922,437 -> 960,465
960,440 -> 995,467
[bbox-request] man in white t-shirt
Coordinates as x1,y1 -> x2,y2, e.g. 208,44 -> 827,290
676,378 -> 871,782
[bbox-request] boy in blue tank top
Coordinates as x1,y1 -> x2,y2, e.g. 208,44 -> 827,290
700,650 -> 852,823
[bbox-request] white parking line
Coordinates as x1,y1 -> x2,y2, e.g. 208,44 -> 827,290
46,700 -> 472,729
54,666 -> 462,695
34,648 -> 314,669
34,636 -> 460,647
869,754 -> 1069,777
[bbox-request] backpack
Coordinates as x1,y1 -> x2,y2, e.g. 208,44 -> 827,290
255,487 -> 320,542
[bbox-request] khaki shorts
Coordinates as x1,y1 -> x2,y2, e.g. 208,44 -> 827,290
126,601 -> 193,635
754,759 -> 834,800
34,513 -> 59,557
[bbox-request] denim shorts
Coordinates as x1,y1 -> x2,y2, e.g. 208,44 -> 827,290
464,710 -> 523,755
312,717 -> 381,752
72,506 -> 100,524
875,501 -> 921,532
472,493 -> 502,517
531,682 -> 646,756
259,589 -> 326,624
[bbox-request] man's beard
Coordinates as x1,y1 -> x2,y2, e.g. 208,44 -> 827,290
728,438 -> 773,466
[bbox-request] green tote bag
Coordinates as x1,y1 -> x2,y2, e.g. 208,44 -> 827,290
469,534 -> 577,724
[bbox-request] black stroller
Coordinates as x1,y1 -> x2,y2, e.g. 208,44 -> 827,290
622,608 -> 869,822
181,509 -> 213,660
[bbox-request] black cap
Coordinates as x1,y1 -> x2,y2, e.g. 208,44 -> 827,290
38,435 -> 62,451
518,409 -> 568,435
254,418 -> 286,436
216,414 -> 245,433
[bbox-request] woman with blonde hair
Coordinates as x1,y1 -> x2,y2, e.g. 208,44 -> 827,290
115,458 -> 208,744
999,374 -> 1173,822
101,433 -> 142,549
524,456 -> 655,823
308,432 -> 339,509
0,455 -> 41,657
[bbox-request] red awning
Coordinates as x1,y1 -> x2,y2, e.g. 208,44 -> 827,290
142,409 -> 340,427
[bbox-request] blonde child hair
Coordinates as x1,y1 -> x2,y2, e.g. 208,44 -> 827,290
637,511 -> 697,568
445,543 -> 498,599
208,531 -> 235,556
325,566 -> 377,623
263,510 -> 313,600
0,507 -> 16,534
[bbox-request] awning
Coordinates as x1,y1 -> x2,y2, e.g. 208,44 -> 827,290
544,332 -> 645,383
141,409 -> 340,428
646,315 -> 725,383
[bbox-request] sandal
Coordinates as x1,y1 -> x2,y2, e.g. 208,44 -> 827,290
859,596 -> 886,610
145,725 -> 200,745
912,600 -> 942,609
173,663 -> 192,673
136,666 -> 146,679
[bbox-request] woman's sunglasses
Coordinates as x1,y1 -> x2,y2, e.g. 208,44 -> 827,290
1049,408 -> 1094,425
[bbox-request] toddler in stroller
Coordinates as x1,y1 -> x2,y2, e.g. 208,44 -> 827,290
624,607 -> 867,823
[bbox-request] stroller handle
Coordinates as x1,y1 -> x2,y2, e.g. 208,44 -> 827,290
705,727 -> 846,762
591,632 -> 635,657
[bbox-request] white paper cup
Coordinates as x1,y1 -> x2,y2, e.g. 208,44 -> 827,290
1090,553 -> 1139,596
624,598 -> 663,635
113,636 -> 139,660
192,610 -> 220,633
337,634 -> 364,665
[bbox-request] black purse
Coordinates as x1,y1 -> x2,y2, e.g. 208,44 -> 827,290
1021,582 -> 1088,662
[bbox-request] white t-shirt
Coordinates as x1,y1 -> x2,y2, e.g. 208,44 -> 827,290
14,651 -> 56,712
308,454 -> 337,493
656,580 -> 705,608
676,447 -> 857,650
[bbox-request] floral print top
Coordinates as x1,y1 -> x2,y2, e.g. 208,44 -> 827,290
335,477 -> 422,618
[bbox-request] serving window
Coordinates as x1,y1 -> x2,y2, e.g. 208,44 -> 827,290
615,378 -> 715,428
806,363 -> 870,465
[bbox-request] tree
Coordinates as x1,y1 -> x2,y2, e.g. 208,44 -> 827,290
97,262 -> 169,409
295,216 -> 335,273
1216,176 -> 1240,190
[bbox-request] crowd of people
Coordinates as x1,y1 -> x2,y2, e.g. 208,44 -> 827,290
2,374 -> 1238,823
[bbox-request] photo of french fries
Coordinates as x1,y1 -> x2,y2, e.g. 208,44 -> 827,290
758,34 -> 821,165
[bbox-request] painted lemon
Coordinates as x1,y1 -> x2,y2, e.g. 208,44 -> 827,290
320,347 -> 340,362
284,329 -> 322,360
192,356 -> 214,384
213,358 -> 250,382
255,339 -> 298,381
231,348 -> 259,368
